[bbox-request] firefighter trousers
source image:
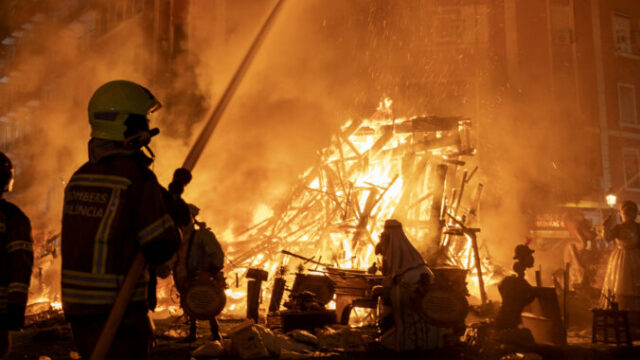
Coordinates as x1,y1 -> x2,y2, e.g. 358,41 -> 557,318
70,311 -> 152,360
0,330 -> 9,360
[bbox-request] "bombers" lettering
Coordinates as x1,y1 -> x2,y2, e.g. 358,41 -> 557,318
66,191 -> 109,204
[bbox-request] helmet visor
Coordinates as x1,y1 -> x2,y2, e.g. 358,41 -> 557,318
5,169 -> 14,192
148,102 -> 162,114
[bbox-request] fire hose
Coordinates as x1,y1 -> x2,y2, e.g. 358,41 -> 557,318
90,1 -> 287,358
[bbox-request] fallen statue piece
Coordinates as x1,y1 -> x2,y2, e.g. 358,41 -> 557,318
191,340 -> 225,358
226,321 -> 346,359
229,322 -> 270,359
288,330 -> 319,345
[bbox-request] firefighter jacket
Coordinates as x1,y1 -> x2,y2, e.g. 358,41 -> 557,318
0,199 -> 33,320
61,151 -> 180,319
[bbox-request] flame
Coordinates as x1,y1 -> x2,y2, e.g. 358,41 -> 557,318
27,98 -> 491,319
50,301 -> 62,311
252,203 -> 274,224
377,97 -> 393,114
225,288 -> 247,300
220,99 -> 485,316
445,232 -> 500,304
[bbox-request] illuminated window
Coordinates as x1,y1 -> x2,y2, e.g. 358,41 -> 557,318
613,14 -> 632,54
618,83 -> 637,125
623,149 -> 640,190
433,8 -> 464,42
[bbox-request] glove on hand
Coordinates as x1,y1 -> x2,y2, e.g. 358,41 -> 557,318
169,168 -> 192,196
6,304 -> 25,331
172,168 -> 192,187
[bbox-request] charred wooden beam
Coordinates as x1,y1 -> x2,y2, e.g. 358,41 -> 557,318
268,277 -> 286,313
442,158 -> 466,166
468,230 -> 487,306
351,188 -> 379,252
453,170 -> 468,217
381,116 -> 467,133
426,164 -> 447,261
246,268 -> 269,323
417,133 -> 461,151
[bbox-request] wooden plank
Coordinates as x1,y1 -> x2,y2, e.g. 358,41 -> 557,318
381,116 -> 466,133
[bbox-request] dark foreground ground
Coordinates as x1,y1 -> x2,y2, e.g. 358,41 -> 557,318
8,315 -> 640,360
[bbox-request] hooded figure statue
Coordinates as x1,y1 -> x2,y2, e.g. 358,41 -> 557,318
375,219 -> 440,351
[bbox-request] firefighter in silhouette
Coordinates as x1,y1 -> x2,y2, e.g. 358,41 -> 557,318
494,243 -> 537,329
0,152 -> 33,360
61,80 -> 190,359
173,204 -> 225,342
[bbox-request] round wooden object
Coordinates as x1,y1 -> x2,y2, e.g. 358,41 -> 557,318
414,289 -> 468,327
182,273 -> 227,319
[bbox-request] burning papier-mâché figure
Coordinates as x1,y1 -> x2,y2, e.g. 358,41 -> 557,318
600,200 -> 640,311
494,243 -> 536,330
374,219 -> 441,351
0,152 -> 34,360
61,80 -> 190,359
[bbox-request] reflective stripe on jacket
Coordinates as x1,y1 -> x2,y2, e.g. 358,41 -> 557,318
0,199 -> 34,313
61,154 -> 179,317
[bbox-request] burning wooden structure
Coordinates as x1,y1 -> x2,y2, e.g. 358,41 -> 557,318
220,99 -> 494,319
24,99 -> 496,325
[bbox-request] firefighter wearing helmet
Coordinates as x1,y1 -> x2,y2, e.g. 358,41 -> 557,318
61,80 -> 191,359
0,152 -> 34,359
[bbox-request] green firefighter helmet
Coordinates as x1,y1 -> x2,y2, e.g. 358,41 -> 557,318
88,80 -> 161,141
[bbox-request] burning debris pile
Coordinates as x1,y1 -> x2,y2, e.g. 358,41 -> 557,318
26,231 -> 63,318
222,99 -> 495,314
25,98 -> 498,322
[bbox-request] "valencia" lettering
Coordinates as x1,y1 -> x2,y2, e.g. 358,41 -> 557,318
64,204 -> 105,218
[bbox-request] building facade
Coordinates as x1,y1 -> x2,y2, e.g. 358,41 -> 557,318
590,0 -> 640,205
500,0 -> 640,208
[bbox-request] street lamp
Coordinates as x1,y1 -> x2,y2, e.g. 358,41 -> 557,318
606,193 -> 617,208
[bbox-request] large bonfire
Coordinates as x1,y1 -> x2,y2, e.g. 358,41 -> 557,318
27,99 -> 498,319
213,99 -> 495,316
